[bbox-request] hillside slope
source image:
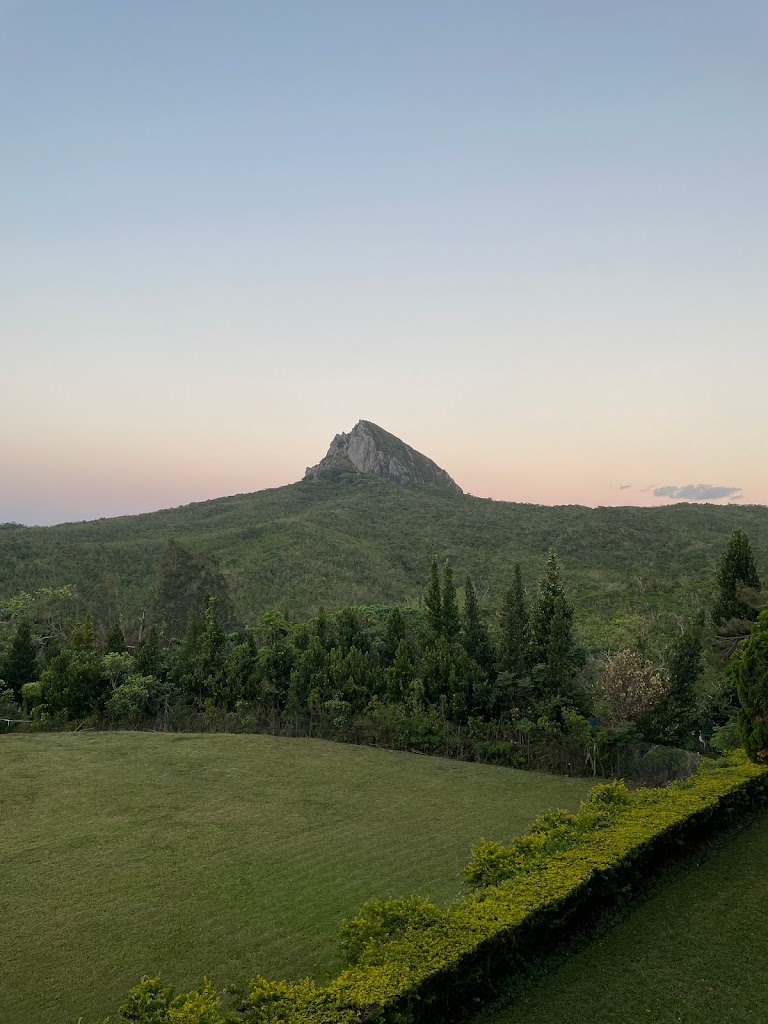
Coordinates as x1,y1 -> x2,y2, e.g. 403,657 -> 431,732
2,474 -> 767,645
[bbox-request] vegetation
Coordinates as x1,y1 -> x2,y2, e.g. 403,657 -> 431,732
83,751 -> 768,1023
472,811 -> 768,1024
0,732 -> 595,1024
733,609 -> 768,760
2,475 -> 767,653
1,546 -> 715,783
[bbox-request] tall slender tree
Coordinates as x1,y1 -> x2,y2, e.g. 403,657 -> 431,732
461,577 -> 495,676
441,560 -> 461,641
649,630 -> 702,744
381,607 -> 408,666
713,529 -> 762,624
733,616 -> 768,761
531,549 -> 573,666
3,620 -> 37,699
498,564 -> 531,676
423,556 -> 442,640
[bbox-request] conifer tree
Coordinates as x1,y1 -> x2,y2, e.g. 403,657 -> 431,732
531,549 -> 573,666
544,594 -> 575,690
386,639 -> 416,703
3,620 -> 37,699
314,607 -> 331,651
713,529 -> 762,624
461,577 -> 495,676
106,623 -> 126,654
732,616 -> 768,761
441,560 -> 461,641
423,556 -> 442,639
134,625 -> 162,678
650,630 -> 701,744
381,607 -> 407,665
498,564 -> 531,676
199,596 -> 227,698
152,539 -> 234,639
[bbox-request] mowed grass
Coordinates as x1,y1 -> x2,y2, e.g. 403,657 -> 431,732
0,732 -> 595,1024
475,814 -> 768,1024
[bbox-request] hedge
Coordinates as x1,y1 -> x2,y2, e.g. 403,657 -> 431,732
93,751 -> 768,1024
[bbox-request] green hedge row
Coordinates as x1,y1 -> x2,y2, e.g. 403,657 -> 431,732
97,751 -> 768,1024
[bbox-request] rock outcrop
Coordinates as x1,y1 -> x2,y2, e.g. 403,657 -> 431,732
304,420 -> 462,493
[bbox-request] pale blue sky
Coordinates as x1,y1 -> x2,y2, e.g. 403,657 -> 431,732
2,1 -> 766,523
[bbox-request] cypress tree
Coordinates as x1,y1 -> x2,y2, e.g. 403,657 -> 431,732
498,564 -> 531,676
381,607 -> 407,666
3,620 -> 37,699
152,539 -> 235,639
733,620 -> 768,761
713,529 -> 762,625
531,549 -> 573,666
423,556 -> 442,639
386,639 -> 416,703
651,630 -> 701,744
545,594 -> 575,690
461,577 -> 495,676
441,560 -> 461,641
106,623 -> 126,654
134,625 -> 162,678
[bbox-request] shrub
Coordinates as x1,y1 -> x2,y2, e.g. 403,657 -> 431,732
100,752 -> 768,1024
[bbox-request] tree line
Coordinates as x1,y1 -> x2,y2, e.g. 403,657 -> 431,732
1,529 -> 766,777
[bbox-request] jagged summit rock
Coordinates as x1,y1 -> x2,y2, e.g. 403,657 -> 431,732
304,420 -> 462,493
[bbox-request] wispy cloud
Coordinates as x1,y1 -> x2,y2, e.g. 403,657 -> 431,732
653,484 -> 742,501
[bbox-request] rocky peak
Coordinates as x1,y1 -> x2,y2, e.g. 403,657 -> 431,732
304,420 -> 462,493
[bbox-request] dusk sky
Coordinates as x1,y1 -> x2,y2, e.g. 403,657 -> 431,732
2,1 -> 766,525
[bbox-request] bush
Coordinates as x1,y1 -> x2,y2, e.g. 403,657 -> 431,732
99,752 -> 767,1024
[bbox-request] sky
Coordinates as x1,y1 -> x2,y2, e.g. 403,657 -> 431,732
1,0 -> 766,525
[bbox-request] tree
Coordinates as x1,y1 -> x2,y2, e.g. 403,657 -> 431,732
441,561 -> 461,641
531,550 -> 573,667
544,595 -> 574,691
732,614 -> 768,761
530,550 -> 578,697
461,577 -> 495,676
385,639 -> 416,703
3,619 -> 37,699
713,529 -> 762,625
380,607 -> 407,666
423,557 -> 442,640
498,564 -> 530,676
134,625 -> 163,678
106,623 -> 126,654
42,617 -> 107,718
649,630 -> 701,744
596,649 -> 668,727
152,539 -> 235,639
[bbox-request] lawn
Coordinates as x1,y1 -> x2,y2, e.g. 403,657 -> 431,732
0,732 -> 595,1024
474,813 -> 768,1024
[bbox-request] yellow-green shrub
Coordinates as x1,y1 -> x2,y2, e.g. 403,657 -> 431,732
103,752 -> 768,1024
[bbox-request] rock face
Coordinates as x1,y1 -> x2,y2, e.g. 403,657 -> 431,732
304,420 -> 462,493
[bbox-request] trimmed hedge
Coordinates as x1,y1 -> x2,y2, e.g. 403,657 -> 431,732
97,752 -> 768,1024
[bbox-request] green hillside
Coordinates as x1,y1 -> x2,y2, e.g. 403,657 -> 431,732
2,475 -> 767,646
0,732 -> 595,1024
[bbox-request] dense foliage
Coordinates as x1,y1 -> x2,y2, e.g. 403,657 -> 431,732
2,528 -> 765,783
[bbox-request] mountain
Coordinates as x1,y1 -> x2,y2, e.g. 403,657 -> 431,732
1,423 -> 767,651
304,420 -> 462,493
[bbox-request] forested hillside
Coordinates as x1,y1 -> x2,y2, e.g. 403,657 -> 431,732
2,475 -> 767,648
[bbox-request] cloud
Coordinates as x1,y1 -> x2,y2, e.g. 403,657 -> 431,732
618,483 -> 632,490
653,484 -> 742,501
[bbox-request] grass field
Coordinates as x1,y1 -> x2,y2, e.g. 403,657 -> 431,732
474,814 -> 768,1024
0,732 -> 596,1024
